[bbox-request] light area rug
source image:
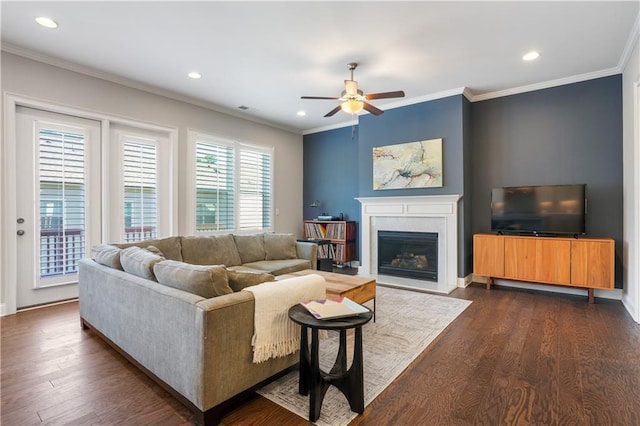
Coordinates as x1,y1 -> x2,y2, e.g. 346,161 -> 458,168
257,285 -> 472,426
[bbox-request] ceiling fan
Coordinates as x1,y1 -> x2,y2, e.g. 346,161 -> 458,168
301,62 -> 405,117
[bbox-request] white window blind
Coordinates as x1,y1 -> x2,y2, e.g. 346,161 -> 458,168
195,141 -> 235,232
38,128 -> 85,278
238,146 -> 272,231
123,141 -> 158,242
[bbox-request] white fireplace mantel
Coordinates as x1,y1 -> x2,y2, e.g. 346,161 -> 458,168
356,195 -> 461,294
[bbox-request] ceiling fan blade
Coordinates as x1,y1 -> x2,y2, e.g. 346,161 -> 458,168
365,90 -> 405,100
324,105 -> 343,117
301,96 -> 340,100
363,102 -> 384,116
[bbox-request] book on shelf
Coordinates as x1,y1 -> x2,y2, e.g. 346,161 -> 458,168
301,297 -> 369,320
317,244 -> 335,259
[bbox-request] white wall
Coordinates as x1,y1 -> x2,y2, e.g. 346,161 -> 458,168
1,52 -> 304,311
622,26 -> 640,323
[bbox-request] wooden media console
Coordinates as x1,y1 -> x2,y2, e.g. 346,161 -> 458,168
473,233 -> 615,303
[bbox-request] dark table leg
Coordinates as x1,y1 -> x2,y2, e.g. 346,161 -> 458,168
332,326 -> 365,413
309,328 -> 330,422
298,325 -> 309,396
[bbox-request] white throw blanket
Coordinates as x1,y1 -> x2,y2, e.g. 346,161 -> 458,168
244,274 -> 326,363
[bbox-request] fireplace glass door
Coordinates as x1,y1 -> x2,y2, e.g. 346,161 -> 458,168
377,231 -> 438,281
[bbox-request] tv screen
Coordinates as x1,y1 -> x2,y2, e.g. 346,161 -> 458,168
491,184 -> 587,236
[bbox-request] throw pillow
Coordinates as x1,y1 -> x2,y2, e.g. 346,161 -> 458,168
114,236 -> 182,261
226,269 -> 275,292
93,244 -> 123,270
264,233 -> 297,260
146,245 -> 165,257
154,260 -> 233,298
120,246 -> 165,281
234,234 -> 266,263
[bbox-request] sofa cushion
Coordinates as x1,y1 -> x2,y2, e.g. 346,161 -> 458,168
120,246 -> 165,281
181,235 -> 242,266
93,244 -> 123,270
264,233 -> 297,260
226,269 -> 275,292
114,236 -> 182,261
154,260 -> 233,298
232,258 -> 311,276
234,234 -> 266,263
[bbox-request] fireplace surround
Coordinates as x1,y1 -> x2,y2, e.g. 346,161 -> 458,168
356,195 -> 461,293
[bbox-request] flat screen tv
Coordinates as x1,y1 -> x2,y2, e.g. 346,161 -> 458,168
491,184 -> 587,236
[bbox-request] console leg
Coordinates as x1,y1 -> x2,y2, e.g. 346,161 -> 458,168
486,277 -> 492,290
588,288 -> 595,304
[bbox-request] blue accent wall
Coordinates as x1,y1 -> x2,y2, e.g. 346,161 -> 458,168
358,95 -> 465,197
303,75 -> 623,287
303,126 -> 360,258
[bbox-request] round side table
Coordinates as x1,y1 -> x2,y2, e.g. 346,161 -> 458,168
288,304 -> 373,422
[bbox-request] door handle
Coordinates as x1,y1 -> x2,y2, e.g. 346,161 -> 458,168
17,230 -> 25,236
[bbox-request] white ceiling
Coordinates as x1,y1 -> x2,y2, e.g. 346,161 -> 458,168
2,1 -> 638,134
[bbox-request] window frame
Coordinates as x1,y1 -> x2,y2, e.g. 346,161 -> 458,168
187,131 -> 275,235
109,125 -> 174,243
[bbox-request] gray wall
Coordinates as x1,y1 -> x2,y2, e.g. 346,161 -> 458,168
470,75 -> 623,287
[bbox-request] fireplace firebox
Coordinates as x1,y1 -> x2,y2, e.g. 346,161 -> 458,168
378,231 -> 438,281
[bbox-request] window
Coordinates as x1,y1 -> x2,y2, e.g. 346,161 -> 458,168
195,141 -> 235,231
38,128 -> 86,278
122,139 -> 158,242
239,147 -> 272,231
192,133 -> 273,233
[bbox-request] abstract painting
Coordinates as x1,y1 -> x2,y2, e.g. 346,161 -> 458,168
373,138 -> 443,190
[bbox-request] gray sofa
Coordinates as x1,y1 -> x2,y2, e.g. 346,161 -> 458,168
78,233 -> 320,425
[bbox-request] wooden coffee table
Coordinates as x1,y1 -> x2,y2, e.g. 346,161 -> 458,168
278,269 -> 376,320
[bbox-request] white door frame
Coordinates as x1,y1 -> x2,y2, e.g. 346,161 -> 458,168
2,93 -> 178,316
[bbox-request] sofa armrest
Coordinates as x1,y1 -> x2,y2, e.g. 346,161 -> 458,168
296,241 -> 317,270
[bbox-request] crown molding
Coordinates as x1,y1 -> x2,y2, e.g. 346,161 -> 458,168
1,42 -> 301,135
302,118 -> 359,135
618,10 -> 640,72
382,87 -> 469,111
469,67 -> 621,103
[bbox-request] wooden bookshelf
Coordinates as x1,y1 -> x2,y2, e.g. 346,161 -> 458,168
303,220 -> 356,264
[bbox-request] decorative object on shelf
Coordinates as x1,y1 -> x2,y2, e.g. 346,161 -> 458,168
372,138 -> 443,190
301,62 -> 405,117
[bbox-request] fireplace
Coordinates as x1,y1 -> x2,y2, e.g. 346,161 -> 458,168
356,195 -> 460,294
378,231 -> 438,281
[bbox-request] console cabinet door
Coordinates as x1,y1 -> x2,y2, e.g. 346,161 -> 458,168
505,238 -> 571,284
473,234 -> 504,277
571,240 -> 615,289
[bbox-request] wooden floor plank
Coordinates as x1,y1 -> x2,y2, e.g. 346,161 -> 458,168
2,284 -> 639,425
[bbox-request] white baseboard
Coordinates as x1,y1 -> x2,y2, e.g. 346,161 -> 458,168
1,303 -> 6,317
471,275 -> 622,301
458,274 -> 473,288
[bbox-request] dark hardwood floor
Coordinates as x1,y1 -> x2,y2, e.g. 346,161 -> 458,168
2,284 -> 639,425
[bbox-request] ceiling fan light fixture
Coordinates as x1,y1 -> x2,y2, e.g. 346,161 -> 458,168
341,99 -> 364,114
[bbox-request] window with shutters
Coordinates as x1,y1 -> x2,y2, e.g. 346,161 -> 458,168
195,141 -> 235,232
38,128 -> 86,278
192,133 -> 273,234
122,139 -> 158,242
239,146 -> 272,231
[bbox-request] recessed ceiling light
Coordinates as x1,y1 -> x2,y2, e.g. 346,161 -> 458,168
188,72 -> 201,79
297,111 -> 306,117
35,16 -> 58,29
522,51 -> 540,61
